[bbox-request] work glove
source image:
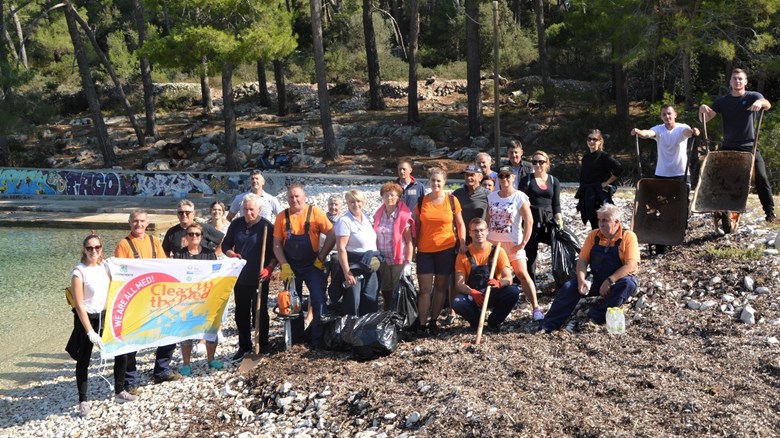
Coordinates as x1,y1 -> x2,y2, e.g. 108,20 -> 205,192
259,266 -> 273,282
469,288 -> 485,307
402,262 -> 412,277
555,218 -> 564,230
87,330 -> 104,349
487,278 -> 502,289
369,257 -> 381,272
280,263 -> 294,282
313,258 -> 325,271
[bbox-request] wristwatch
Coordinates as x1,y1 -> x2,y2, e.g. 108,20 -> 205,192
607,278 -> 616,287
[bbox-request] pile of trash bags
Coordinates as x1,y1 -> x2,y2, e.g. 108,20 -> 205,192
323,274 -> 418,360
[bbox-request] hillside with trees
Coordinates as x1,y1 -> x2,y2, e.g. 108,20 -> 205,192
1,0 -> 779,188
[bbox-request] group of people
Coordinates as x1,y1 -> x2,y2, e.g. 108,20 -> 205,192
67,67 -> 773,417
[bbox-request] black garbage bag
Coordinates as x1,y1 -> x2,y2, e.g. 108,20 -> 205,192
323,314 -> 357,352
550,223 -> 582,287
391,274 -> 418,330
346,311 -> 400,360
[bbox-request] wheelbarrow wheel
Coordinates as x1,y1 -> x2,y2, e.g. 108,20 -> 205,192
714,211 -> 740,234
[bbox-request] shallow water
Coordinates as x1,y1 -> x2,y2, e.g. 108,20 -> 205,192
0,228 -> 132,390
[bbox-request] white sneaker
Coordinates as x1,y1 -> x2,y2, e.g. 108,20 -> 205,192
193,342 -> 207,357
115,390 -> 138,403
78,401 -> 90,417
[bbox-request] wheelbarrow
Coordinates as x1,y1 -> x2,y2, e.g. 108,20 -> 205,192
691,110 -> 764,233
630,135 -> 690,247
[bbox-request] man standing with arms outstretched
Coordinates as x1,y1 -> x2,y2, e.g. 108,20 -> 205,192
699,68 -> 774,222
631,104 -> 700,253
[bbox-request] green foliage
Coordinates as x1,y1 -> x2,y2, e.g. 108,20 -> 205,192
702,246 -> 764,261
478,2 -> 537,76
156,87 -> 200,112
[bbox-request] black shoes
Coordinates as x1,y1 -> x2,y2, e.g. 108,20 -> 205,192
153,372 -> 182,384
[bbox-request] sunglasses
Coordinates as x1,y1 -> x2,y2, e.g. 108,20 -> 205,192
187,232 -> 202,237
531,160 -> 546,165
85,245 -> 102,252
177,211 -> 193,216
587,137 -> 601,142
498,174 -> 512,179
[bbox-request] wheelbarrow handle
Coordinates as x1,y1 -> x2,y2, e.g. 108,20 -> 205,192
751,109 -> 765,156
635,134 -> 642,180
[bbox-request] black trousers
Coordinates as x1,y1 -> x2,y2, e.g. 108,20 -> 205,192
73,312 -> 127,401
234,281 -> 269,352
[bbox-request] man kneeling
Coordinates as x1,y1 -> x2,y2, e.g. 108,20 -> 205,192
452,218 -> 520,331
541,204 -> 639,333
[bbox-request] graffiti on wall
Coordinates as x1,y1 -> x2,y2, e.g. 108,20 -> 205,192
0,168 -> 248,197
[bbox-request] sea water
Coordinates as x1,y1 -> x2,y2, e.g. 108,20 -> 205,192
0,228 -> 130,390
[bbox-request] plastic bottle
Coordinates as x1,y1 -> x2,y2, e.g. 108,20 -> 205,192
606,307 -> 626,334
343,274 -> 364,288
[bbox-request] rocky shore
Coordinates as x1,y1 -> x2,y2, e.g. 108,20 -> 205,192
2,188 -> 779,437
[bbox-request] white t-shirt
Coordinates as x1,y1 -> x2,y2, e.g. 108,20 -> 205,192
71,262 -> 110,314
651,123 -> 690,177
229,191 -> 282,223
335,210 -> 378,253
487,190 -> 529,244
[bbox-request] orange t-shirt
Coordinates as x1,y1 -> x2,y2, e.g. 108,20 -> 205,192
273,205 -> 333,251
579,225 -> 640,270
455,244 -> 510,278
415,195 -> 462,253
114,233 -> 167,259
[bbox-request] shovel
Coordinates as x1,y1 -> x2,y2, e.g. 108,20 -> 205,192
475,242 -> 502,345
239,224 -> 268,373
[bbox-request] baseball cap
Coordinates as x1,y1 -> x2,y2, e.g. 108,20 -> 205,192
498,166 -> 513,176
462,164 -> 484,174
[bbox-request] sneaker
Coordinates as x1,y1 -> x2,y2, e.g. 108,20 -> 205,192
427,320 -> 439,336
231,349 -> 248,362
533,308 -> 545,321
153,372 -> 182,384
78,401 -> 90,417
564,320 -> 577,333
208,360 -> 223,370
125,386 -> 141,396
114,390 -> 138,403
180,365 -> 192,377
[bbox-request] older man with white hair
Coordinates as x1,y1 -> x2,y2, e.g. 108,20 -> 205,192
540,203 -> 640,333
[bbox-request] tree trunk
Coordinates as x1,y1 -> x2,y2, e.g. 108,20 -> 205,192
10,3 -> 27,68
63,3 -> 116,167
613,60 -> 629,125
222,61 -> 240,171
133,0 -> 156,137
406,0 -> 420,123
533,0 -> 550,96
363,0 -> 384,110
273,60 -> 288,116
391,0 -> 404,43
200,56 -> 212,112
69,7 -> 145,148
465,0 -> 481,137
256,60 -> 271,107
311,0 -> 338,160
0,0 -> 9,97
681,48 -> 692,108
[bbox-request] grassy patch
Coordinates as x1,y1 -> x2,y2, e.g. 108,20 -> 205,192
701,246 -> 764,261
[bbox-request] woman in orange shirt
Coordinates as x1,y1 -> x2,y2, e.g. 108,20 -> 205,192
414,167 -> 467,335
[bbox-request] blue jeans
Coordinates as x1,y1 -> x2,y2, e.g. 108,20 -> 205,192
153,344 -> 177,379
541,276 -> 637,332
342,271 -> 379,316
452,285 -> 520,328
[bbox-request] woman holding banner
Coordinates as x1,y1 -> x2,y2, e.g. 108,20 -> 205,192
66,233 -> 136,418
174,223 -> 223,375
